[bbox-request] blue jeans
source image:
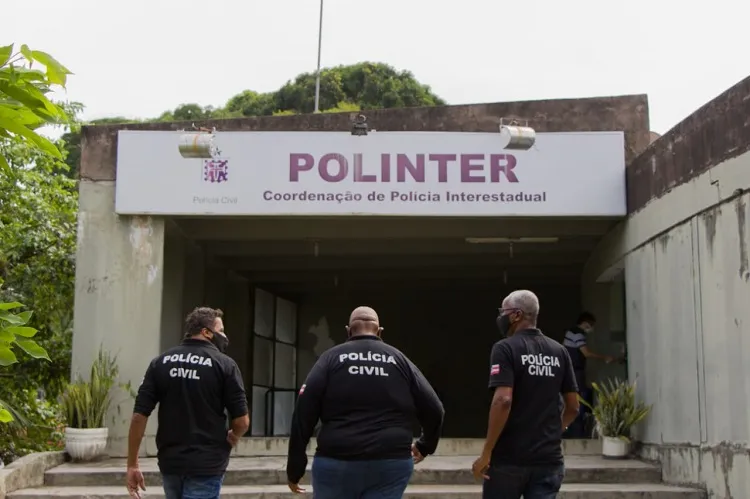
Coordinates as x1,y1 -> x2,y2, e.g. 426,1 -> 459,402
162,474 -> 224,499
312,456 -> 414,499
482,464 -> 565,499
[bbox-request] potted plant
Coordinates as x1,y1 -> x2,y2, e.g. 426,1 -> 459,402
59,348 -> 131,461
579,378 -> 651,459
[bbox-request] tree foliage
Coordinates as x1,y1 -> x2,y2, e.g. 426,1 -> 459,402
62,62 -> 445,177
0,43 -> 72,175
0,43 -> 74,433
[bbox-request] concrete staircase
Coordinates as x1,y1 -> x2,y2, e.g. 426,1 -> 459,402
9,440 -> 704,498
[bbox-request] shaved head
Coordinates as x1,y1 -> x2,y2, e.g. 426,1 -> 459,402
347,306 -> 382,337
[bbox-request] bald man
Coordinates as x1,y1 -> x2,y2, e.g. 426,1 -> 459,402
473,290 -> 579,499
286,306 -> 445,499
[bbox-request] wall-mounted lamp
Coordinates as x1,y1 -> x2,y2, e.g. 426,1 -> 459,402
351,114 -> 369,136
178,129 -> 219,159
498,118 -> 536,151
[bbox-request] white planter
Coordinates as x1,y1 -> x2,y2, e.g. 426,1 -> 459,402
602,436 -> 630,459
65,427 -> 109,461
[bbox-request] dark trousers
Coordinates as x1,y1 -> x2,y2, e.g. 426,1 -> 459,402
564,383 -> 592,439
482,464 -> 565,499
311,456 -> 414,499
162,474 -> 224,499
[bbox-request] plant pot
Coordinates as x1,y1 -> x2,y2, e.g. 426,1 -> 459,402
602,436 -> 630,459
65,427 -> 109,461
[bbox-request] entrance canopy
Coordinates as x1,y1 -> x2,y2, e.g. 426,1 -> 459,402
114,130 -> 626,217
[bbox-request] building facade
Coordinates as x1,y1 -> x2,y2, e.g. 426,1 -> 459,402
72,79 -> 750,498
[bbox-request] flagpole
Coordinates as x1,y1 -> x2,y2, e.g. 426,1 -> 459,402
313,0 -> 324,113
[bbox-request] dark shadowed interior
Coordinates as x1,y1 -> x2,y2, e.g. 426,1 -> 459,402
169,216 -> 617,437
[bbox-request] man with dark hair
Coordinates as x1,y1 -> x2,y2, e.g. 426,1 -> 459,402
562,311 -> 614,438
473,290 -> 579,499
286,306 -> 445,498
126,307 -> 250,499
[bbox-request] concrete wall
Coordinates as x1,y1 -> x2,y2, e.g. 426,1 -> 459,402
72,180 -> 165,456
585,75 -> 750,498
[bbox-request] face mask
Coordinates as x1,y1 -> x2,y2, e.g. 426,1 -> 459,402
497,314 -> 511,337
210,331 -> 229,353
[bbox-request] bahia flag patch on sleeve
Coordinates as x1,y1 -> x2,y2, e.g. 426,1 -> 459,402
299,384 -> 306,395
490,364 -> 500,375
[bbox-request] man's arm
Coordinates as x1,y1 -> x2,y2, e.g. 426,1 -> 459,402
286,355 -> 329,485
128,362 -> 159,469
482,342 -> 515,457
223,360 -> 250,441
560,348 -> 580,429
408,359 -> 445,457
580,345 -> 613,362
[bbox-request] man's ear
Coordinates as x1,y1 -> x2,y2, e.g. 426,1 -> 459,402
377,327 -> 384,337
345,325 -> 351,337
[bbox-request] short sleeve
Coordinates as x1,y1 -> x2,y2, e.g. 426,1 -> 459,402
223,359 -> 249,419
133,360 -> 159,417
560,347 -> 579,394
488,342 -> 514,389
563,330 -> 587,349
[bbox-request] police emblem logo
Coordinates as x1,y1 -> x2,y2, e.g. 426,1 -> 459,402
203,159 -> 229,183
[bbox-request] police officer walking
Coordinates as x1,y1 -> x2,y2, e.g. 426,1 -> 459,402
472,290 -> 580,499
126,307 -> 250,499
286,306 -> 445,498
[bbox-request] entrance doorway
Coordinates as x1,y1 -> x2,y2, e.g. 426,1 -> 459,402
171,216 -> 620,437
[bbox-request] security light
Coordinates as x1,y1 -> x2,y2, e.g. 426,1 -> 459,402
498,123 -> 536,151
178,130 -> 219,159
351,114 -> 369,136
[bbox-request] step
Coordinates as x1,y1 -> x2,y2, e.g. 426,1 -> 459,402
44,456 -> 661,487
229,438 -> 603,457
9,483 -> 706,498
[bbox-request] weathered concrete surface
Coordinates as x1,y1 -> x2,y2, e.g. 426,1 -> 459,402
79,95 -> 650,182
627,75 -> 750,214
583,74 -> 750,499
0,452 -> 64,498
8,483 -> 706,499
72,180 -> 165,456
43,455 -> 662,487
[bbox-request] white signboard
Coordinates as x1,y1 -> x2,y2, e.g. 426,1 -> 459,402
114,130 -> 626,216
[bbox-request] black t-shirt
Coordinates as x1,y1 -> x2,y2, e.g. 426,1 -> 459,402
487,329 -> 578,466
286,335 -> 445,484
133,339 -> 248,475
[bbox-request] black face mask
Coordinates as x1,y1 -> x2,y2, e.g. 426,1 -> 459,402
209,331 -> 229,353
497,314 -> 511,337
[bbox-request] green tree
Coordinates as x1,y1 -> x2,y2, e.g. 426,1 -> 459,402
0,133 -> 77,397
0,43 -> 72,426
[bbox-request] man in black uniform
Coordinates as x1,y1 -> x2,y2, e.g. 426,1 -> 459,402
472,290 -> 580,499
562,312 -> 614,438
286,306 -> 445,498
126,307 -> 249,499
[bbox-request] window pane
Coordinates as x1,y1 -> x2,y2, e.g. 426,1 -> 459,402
251,386 -> 268,436
275,298 -> 297,344
273,391 -> 295,436
254,288 -> 274,338
274,343 -> 296,389
253,337 -> 273,387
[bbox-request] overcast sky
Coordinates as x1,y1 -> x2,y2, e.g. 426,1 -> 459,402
6,0 -> 748,135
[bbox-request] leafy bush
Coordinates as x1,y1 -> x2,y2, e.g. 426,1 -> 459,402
579,378 -> 651,442
0,389 -> 64,464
